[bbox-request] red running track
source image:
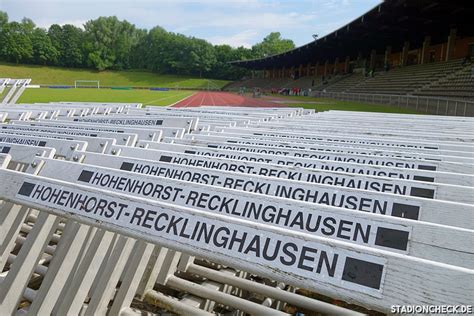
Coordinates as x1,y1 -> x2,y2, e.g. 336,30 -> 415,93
172,91 -> 286,108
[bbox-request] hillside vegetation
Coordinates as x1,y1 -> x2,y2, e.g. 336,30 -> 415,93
0,11 -> 295,80
0,63 -> 230,89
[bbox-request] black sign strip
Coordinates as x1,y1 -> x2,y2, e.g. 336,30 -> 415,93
159,156 -> 172,163
418,165 -> 437,171
18,182 -> 35,197
413,175 -> 435,183
391,203 -> 420,220
410,187 -> 435,199
342,257 -> 384,290
120,162 -> 134,171
78,170 -> 94,183
375,227 -> 409,251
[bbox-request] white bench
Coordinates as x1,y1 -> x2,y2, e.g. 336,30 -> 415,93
0,105 -> 472,315
1,166 -> 472,314
121,143 -> 474,184
196,131 -> 474,158
214,127 -> 474,152
75,149 -> 474,205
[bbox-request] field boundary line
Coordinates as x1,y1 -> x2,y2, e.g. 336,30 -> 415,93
142,91 -> 193,106
166,91 -> 198,107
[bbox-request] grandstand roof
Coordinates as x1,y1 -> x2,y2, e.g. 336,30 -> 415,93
230,0 -> 474,70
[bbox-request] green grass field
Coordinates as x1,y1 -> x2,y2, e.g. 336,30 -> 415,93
0,87 -> 10,101
271,95 -> 420,114
18,88 -> 194,106
0,63 -> 230,89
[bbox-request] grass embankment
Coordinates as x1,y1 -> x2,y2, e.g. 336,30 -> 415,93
0,63 -> 230,89
18,88 -> 194,106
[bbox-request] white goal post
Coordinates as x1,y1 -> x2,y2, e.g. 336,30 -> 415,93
74,80 -> 100,89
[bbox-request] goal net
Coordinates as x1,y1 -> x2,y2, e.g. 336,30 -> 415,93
74,80 -> 100,89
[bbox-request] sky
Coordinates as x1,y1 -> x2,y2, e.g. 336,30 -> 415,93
1,0 -> 381,48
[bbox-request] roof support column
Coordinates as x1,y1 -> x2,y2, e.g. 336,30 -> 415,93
445,28 -> 457,61
356,52 -> 363,69
384,46 -> 392,66
314,62 -> 319,76
281,66 -> 285,78
420,36 -> 431,64
307,62 -> 311,76
369,49 -> 376,70
344,56 -> 350,73
324,60 -> 329,76
299,64 -> 303,77
334,57 -> 339,74
401,41 -> 410,66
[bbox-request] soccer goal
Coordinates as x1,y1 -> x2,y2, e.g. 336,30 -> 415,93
206,80 -> 220,91
74,80 -> 100,89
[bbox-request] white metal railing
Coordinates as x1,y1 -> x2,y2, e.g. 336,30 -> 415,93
312,91 -> 474,116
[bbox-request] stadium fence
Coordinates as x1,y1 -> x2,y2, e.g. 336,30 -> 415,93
313,91 -> 474,116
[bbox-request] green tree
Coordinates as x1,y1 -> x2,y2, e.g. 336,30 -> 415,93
31,28 -> 58,64
129,28 -> 148,69
47,24 -> 63,58
252,32 -> 295,58
0,21 -> 33,63
212,44 -> 251,80
0,11 -> 8,60
84,16 -> 140,70
61,25 -> 85,67
21,17 -> 35,33
188,38 -> 216,77
0,12 -> 294,80
139,26 -> 179,73
0,11 -> 8,28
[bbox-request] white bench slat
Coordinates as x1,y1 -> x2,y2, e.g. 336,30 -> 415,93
196,132 -> 474,158
2,124 -> 137,146
126,143 -> 474,182
32,157 -> 474,268
215,127 -> 474,152
0,133 -> 87,159
170,135 -> 474,164
66,116 -> 197,132
76,150 -> 474,204
74,151 -> 474,227
12,120 -> 166,141
0,131 -> 114,154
